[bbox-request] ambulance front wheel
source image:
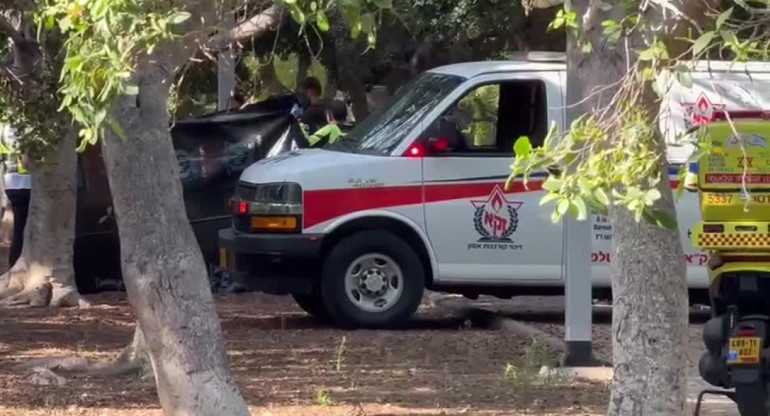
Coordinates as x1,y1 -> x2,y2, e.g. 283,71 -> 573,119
320,230 -> 425,329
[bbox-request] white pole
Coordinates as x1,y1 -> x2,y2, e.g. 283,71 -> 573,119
563,215 -> 596,365
563,24 -> 597,366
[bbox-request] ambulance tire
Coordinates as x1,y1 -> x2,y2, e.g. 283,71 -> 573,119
321,230 -> 425,329
292,292 -> 330,321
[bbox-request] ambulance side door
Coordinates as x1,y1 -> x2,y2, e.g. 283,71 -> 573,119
420,72 -> 565,284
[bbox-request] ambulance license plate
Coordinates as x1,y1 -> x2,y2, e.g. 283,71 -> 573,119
728,337 -> 761,365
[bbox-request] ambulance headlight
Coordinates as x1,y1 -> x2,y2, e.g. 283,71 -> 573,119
249,182 -> 302,215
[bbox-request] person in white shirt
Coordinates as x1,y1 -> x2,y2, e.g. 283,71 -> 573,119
1,126 -> 30,268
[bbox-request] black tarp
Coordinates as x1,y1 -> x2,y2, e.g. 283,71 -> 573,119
73,95 -> 308,292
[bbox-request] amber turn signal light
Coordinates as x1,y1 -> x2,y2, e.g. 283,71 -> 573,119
251,216 -> 298,231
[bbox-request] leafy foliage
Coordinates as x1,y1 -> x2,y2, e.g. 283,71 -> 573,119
39,0 -> 192,150
278,0 -> 394,49
507,0 -> 770,229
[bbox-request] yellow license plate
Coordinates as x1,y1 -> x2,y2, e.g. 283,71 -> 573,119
219,248 -> 229,269
728,337 -> 761,365
705,193 -> 735,206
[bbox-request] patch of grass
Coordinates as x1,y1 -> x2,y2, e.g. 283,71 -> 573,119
315,388 -> 332,406
504,338 -> 563,390
335,335 -> 347,372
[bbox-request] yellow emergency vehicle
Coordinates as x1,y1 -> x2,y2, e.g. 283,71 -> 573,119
693,119 -> 770,416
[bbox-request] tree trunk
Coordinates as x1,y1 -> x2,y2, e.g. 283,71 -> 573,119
101,58 -> 249,415
566,1 -> 717,415
0,129 -> 80,307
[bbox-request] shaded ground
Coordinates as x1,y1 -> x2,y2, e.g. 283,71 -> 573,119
0,293 -> 609,416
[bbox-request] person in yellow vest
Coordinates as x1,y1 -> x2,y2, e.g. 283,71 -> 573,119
1,126 -> 30,268
306,100 -> 353,148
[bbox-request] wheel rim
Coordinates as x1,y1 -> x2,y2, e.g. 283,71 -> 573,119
344,253 -> 404,313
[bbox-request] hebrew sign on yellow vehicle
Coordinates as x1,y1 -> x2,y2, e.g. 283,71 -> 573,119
699,122 -> 770,191
698,122 -> 770,222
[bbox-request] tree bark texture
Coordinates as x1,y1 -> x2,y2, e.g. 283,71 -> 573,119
101,54 -> 249,415
0,129 -> 80,307
568,1 -> 717,415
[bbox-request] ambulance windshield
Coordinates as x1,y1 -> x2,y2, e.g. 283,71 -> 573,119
334,73 -> 464,155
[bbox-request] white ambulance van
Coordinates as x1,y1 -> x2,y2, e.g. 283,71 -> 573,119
218,53 -> 770,328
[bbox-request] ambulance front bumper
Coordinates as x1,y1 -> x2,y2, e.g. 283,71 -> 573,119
217,228 -> 324,294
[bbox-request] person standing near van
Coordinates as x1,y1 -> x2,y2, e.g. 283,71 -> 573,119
300,77 -> 328,134
1,126 -> 30,268
307,100 -> 353,148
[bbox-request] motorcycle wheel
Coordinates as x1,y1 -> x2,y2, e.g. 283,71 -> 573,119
735,382 -> 770,416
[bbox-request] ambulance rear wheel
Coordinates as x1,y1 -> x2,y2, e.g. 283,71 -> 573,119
321,230 -> 425,329
292,292 -> 329,320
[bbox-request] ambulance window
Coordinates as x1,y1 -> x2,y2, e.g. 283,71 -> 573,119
432,79 -> 548,156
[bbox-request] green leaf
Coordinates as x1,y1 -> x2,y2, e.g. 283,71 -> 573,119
513,136 -> 532,158
716,7 -> 733,30
540,193 -> 559,206
290,5 -> 306,24
94,108 -> 107,127
557,199 -> 570,216
692,31 -> 715,56
542,177 -> 563,192
721,30 -> 739,46
572,197 -> 588,221
643,188 -> 662,206
317,11 -> 330,32
594,188 -> 610,206
638,46 -> 657,61
675,65 -> 693,88
168,12 -> 191,25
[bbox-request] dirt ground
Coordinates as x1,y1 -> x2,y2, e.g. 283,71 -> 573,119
0,293 -> 612,416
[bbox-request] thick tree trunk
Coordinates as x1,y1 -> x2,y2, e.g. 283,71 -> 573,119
571,28 -> 687,416
608,170 -> 688,416
0,129 -> 80,307
101,59 -> 249,415
567,1 -> 716,415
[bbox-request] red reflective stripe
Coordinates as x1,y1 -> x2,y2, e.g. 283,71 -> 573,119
303,185 -> 423,229
424,181 -> 542,203
303,181 -> 544,229
302,179 -> 682,229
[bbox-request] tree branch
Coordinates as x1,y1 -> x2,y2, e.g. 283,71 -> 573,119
0,13 -> 24,45
207,3 -> 286,53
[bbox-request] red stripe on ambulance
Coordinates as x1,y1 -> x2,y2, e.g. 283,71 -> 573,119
303,180 -> 544,229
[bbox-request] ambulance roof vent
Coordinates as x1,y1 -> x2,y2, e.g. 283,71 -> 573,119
511,51 -> 567,63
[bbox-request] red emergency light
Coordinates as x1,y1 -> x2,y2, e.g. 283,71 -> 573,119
406,144 -> 425,158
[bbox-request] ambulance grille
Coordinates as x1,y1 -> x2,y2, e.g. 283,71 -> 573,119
235,181 -> 257,201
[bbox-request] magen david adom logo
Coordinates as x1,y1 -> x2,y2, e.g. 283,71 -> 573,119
471,185 -> 522,242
